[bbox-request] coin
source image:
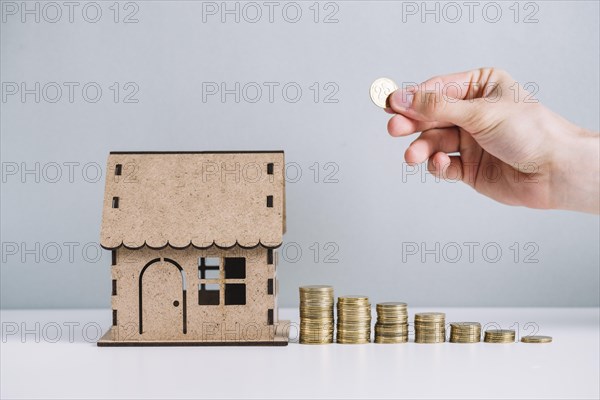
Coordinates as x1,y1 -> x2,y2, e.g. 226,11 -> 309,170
521,335 -> 552,343
414,312 -> 445,320
484,329 -> 515,343
370,77 -> 398,108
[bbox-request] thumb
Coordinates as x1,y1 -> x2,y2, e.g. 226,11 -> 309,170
390,89 -> 487,132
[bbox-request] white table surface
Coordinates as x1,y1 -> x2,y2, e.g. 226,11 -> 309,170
1,307 -> 598,399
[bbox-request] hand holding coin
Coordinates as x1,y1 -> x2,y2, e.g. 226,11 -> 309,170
370,68 -> 600,215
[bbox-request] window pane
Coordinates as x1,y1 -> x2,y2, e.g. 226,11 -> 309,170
224,258 -> 246,279
204,269 -> 220,280
225,283 -> 246,305
205,257 -> 220,267
199,283 -> 220,305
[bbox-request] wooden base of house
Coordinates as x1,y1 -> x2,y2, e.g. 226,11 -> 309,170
97,320 -> 291,347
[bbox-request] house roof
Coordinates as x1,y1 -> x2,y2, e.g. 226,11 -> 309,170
100,151 -> 286,250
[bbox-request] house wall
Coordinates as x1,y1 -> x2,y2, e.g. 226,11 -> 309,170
110,245 -> 278,342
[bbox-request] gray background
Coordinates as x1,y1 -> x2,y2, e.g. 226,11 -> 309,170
1,0 -> 598,309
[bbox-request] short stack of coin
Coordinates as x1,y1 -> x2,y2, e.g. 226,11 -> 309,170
484,329 -> 515,343
521,335 -> 552,343
449,322 -> 481,343
336,295 -> 371,344
375,302 -> 409,344
299,285 -> 334,344
414,312 -> 446,343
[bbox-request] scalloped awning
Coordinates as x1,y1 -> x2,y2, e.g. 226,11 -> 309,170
100,151 -> 285,250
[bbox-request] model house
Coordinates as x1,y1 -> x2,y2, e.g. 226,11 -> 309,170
97,151 -> 288,346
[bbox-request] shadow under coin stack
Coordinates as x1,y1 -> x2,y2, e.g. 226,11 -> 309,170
299,285 -> 334,344
449,322 -> 482,343
336,295 -> 371,344
484,329 -> 516,343
414,312 -> 446,343
374,302 -> 409,343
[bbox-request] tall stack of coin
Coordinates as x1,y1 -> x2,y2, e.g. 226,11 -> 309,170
336,295 -> 371,344
484,329 -> 516,343
374,302 -> 409,343
299,285 -> 334,344
414,312 -> 446,343
449,322 -> 481,343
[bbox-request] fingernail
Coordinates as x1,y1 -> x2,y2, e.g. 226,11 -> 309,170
390,90 -> 414,110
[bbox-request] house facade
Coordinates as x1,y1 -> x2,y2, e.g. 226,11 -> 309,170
98,151 -> 288,345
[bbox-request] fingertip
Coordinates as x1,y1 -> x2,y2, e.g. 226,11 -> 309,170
387,114 -> 420,137
427,152 -> 451,175
404,145 -> 418,164
435,152 -> 452,170
404,141 -> 427,164
387,114 -> 402,137
389,90 -> 415,114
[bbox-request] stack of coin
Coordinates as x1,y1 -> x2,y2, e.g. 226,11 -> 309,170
449,322 -> 482,343
336,295 -> 371,344
299,285 -> 334,344
414,312 -> 446,343
521,335 -> 552,343
374,302 -> 409,343
484,329 -> 516,343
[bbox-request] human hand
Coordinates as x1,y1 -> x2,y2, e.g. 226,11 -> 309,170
386,68 -> 599,214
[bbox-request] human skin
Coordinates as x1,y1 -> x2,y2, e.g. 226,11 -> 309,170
385,68 -> 599,214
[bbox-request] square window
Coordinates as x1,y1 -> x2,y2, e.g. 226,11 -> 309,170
266,195 -> 273,208
224,258 -> 246,279
267,163 -> 274,175
199,283 -> 220,305
115,164 -> 122,176
225,283 -> 246,305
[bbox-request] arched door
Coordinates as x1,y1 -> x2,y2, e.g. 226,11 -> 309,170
139,258 -> 187,339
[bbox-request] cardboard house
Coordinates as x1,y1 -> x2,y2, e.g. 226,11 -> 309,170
97,151 -> 289,346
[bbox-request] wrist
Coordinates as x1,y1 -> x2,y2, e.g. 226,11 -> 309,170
550,125 -> 600,213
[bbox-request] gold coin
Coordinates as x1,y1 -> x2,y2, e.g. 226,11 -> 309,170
377,302 -> 407,308
299,285 -> 333,292
521,335 -> 552,343
450,322 -> 481,329
338,295 -> 369,301
370,78 -> 398,108
484,329 -> 515,343
415,312 -> 445,320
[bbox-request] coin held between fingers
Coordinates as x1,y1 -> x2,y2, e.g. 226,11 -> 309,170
370,77 -> 399,109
